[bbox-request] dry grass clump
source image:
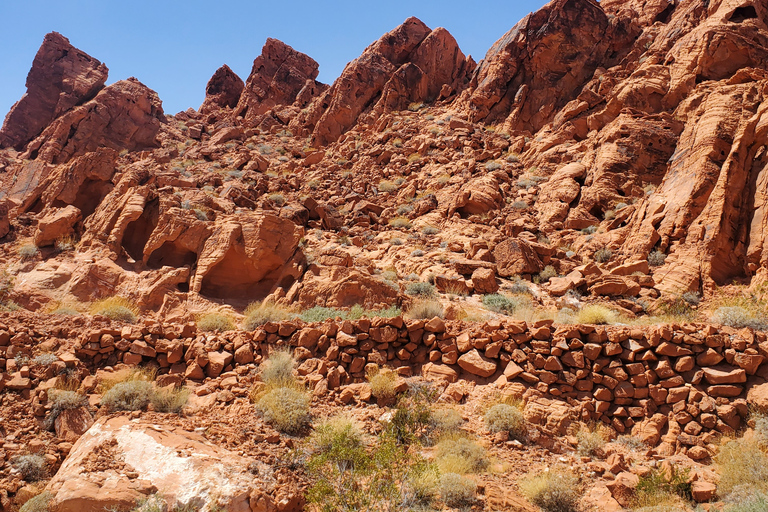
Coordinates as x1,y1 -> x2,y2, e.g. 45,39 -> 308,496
435,436 -> 488,475
715,437 -> 768,497
309,415 -> 364,459
594,247 -> 612,263
13,454 -> 47,482
255,350 -> 311,434
484,403 -> 526,441
405,299 -> 444,320
366,366 -> 398,401
18,243 -> 39,260
648,250 -> 667,267
19,491 -> 52,512
260,349 -> 295,388
439,472 -> 477,508
197,312 -> 235,332
44,389 -> 87,429
577,305 -> 618,325
575,422 -> 611,457
90,296 -> 139,323
98,368 -> 188,413
388,216 -> 413,229
242,302 -> 293,330
633,466 -> 692,510
519,468 -> 579,512
150,386 -> 190,413
101,379 -> 153,411
430,408 -> 464,437
711,306 -> 768,331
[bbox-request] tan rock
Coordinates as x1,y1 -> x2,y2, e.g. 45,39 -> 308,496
54,406 -> 93,442
457,349 -> 497,377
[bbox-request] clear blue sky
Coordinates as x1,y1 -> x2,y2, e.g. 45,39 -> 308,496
0,0 -> 549,116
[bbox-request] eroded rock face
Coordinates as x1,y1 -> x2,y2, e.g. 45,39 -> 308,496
302,17 -> 474,146
46,416 -> 286,512
199,64 -> 244,114
0,32 -> 108,150
23,77 -> 164,164
233,38 -> 322,126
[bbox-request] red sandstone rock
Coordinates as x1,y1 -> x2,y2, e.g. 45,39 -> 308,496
0,32 -> 108,150
199,64 -> 244,114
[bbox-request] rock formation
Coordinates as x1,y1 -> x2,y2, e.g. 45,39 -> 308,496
199,64 -> 244,114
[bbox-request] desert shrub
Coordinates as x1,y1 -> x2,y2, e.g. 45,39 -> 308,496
716,438 -> 768,497
194,208 -> 208,221
44,389 -> 87,429
711,306 -> 768,331
439,473 -> 476,508
723,489 -> 768,512
18,244 -> 39,260
389,216 -> 412,229
648,250 -> 666,267
13,454 -> 47,482
31,353 -> 58,366
519,469 -> 579,512
603,210 -> 616,220
268,193 -> 286,206
594,247 -> 612,263
681,291 -> 701,305
405,299 -> 443,320
482,293 -> 519,314
384,384 -> 437,446
300,306 -> 343,323
658,296 -> 695,320
406,281 -> 435,297
576,422 -> 610,457
581,225 -> 598,235
256,386 -> 310,434
577,305 -> 617,325
421,225 -> 439,235
55,235 -> 76,252
396,204 -> 413,216
90,296 -> 139,323
101,380 -> 153,411
310,415 -> 364,462
615,434 -> 646,451
430,408 -> 464,437
539,265 -> 557,283
150,386 -> 189,413
484,403 -> 526,441
509,278 -> 532,295
511,200 -> 529,209
635,466 -> 692,507
410,249 -> 424,257
367,367 -> 397,401
554,308 -> 578,324
379,180 -> 399,192
19,492 -> 52,512
197,312 -> 235,332
435,437 -> 488,474
260,350 -> 296,388
242,302 -> 292,329
485,161 -> 502,171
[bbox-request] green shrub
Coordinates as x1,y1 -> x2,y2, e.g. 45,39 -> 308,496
484,403 -> 526,440
90,296 -> 139,323
242,302 -> 292,329
20,492 -> 52,512
300,306 -> 344,323
406,282 -> 435,297
385,385 -> 437,446
260,350 -> 296,388
435,437 -> 488,474
197,312 -> 235,332
648,250 -> 666,267
44,390 -> 87,429
482,294 -> 520,314
256,386 -> 310,434
13,454 -> 47,482
439,472 -> 476,508
309,416 -> 365,465
101,380 -> 153,411
519,469 -> 579,512
711,306 -> 768,331
405,299 -> 443,320
594,247 -> 612,263
150,386 -> 189,413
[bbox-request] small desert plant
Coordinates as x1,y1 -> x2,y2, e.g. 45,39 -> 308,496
509,277 -> 532,295
13,454 -> 47,482
193,208 -> 208,221
150,386 -> 190,413
55,235 -> 76,252
410,249 -> 424,257
575,422 -> 610,457
439,473 -> 477,508
615,434 -> 646,451
389,216 -> 412,229
405,299 -> 444,320
716,437 -> 768,497
485,161 -> 502,171
648,250 -> 667,267
482,293 -> 519,314
421,225 -> 439,235
435,436 -> 488,475
19,491 -> 52,512
44,389 -> 87,429
430,408 -> 464,437
711,306 -> 768,331
581,225 -> 598,235
379,180 -> 400,193
90,296 -> 139,323
367,367 -> 398,401
309,415 -> 365,461
242,302 -> 293,329
197,312 -> 235,332
594,247 -> 612,263
484,403 -> 526,441
256,386 -> 311,434
31,353 -> 59,366
18,243 -> 39,260
260,350 -> 296,388
519,469 -> 579,512
511,200 -> 529,209
268,193 -> 286,206
577,305 -> 617,325
101,379 -> 153,411
406,281 -> 435,297
300,306 -> 343,323
635,466 -> 692,507
396,204 -> 413,216
681,291 -> 701,305
539,265 -> 557,283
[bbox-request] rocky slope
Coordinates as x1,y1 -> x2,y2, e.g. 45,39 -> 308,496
1,0 -> 768,510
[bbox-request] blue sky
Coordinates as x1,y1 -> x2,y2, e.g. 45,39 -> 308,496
0,0 -> 548,116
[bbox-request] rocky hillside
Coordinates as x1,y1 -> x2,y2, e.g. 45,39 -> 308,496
0,0 -> 768,511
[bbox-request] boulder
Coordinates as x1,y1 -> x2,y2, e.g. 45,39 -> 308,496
458,349 -> 497,377
34,205 -> 82,247
0,201 -> 9,239
606,472 -> 639,508
0,32 -> 108,150
494,238 -> 544,277
54,406 -> 93,442
471,267 -> 498,294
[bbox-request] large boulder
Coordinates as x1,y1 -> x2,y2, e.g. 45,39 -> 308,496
199,64 -> 244,114
0,32 -> 108,150
493,238 -> 544,277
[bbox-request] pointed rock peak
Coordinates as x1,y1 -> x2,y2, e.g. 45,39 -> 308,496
200,64 -> 244,114
0,31 -> 108,150
373,16 -> 432,64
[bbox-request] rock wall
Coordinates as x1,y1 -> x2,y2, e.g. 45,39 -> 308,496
2,313 -> 764,460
